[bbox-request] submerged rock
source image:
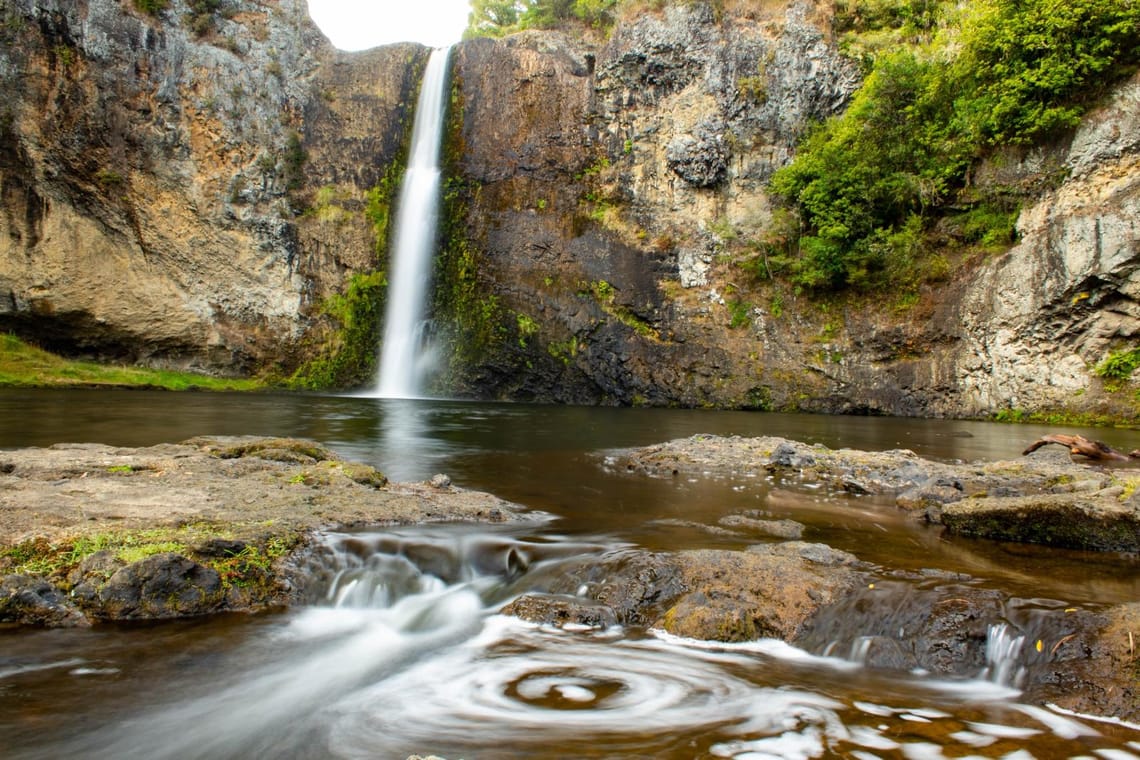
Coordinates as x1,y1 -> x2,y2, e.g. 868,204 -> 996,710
501,594 -> 619,630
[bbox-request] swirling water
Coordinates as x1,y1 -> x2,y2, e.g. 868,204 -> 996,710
3,389 -> 1140,758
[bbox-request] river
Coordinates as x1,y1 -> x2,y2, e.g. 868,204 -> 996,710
2,388 -> 1140,758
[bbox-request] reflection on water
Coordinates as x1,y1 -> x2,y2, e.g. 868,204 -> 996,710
3,390 -> 1140,757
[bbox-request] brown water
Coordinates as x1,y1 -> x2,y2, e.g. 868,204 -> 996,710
3,388 -> 1140,759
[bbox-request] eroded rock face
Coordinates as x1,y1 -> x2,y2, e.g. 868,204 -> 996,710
0,0 -> 422,376
1,0 -> 1136,417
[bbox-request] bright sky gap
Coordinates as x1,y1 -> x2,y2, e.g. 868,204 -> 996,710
306,0 -> 471,50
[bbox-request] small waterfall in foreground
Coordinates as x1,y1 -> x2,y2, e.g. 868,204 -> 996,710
376,46 -> 452,398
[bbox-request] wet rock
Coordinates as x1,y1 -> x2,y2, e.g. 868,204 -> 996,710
550,551 -> 687,628
501,594 -> 619,630
646,518 -> 743,538
769,441 -> 816,469
748,541 -> 858,568
896,477 -> 966,518
85,553 -> 226,620
719,514 -> 805,539
797,582 -> 1004,676
0,575 -> 87,628
657,547 -> 859,642
1031,602 -> 1140,722
941,494 -> 1140,552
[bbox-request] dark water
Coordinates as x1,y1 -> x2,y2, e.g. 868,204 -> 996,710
3,388 -> 1140,758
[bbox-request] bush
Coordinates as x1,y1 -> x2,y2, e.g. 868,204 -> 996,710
133,0 -> 168,15
1095,348 -> 1140,381
768,0 -> 1140,292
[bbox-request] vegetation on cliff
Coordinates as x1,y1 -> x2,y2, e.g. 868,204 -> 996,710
467,0 -> 621,37
767,0 -> 1140,291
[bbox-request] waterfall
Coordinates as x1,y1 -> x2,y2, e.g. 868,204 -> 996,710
376,46 -> 453,398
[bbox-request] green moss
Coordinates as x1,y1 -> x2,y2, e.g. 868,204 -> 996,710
991,407 -> 1140,429
2,526 -> 303,597
364,160 -> 406,256
286,272 -> 387,389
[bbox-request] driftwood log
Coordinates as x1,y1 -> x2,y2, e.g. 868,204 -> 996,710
1022,434 -> 1140,461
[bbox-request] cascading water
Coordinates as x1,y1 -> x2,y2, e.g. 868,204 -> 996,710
376,46 -> 453,398
10,524 -> 1135,759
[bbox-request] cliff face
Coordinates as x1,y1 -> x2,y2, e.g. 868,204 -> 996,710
1,0 -> 1136,419
443,3 -> 1139,418
0,0 -> 422,374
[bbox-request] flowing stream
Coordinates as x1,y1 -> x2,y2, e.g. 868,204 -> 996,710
376,46 -> 452,398
3,389 -> 1140,758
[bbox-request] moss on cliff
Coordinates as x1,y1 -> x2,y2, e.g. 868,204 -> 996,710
286,271 -> 387,390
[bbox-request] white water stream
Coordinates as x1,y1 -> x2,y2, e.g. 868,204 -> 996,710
12,525 -> 1134,760
376,46 -> 452,398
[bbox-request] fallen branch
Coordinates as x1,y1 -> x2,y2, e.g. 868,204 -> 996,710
1022,434 -> 1140,462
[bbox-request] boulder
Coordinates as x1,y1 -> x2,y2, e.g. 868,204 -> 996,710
657,544 -> 859,642
941,494 -> 1140,553
0,575 -> 87,628
82,552 -> 226,620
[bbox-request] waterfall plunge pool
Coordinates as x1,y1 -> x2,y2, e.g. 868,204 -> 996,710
3,388 -> 1140,758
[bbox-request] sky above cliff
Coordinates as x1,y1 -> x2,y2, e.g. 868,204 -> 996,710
307,0 -> 470,49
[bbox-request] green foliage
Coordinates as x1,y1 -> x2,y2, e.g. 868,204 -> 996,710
185,0 -> 222,37
956,0 -> 1140,145
516,313 -> 540,347
133,0 -> 168,15
287,272 -> 387,389
768,0 -> 1140,293
283,131 -> 306,192
727,298 -> 752,329
466,0 -> 616,37
1095,347 -> 1140,381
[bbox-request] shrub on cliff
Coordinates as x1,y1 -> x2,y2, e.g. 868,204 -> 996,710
769,0 -> 1140,292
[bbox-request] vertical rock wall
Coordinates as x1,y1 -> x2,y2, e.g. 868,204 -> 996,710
0,0 -> 423,375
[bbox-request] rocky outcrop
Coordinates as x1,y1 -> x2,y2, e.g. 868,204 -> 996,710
439,2 -> 1138,417
0,435 -> 525,626
616,434 -> 1140,551
0,0 -> 422,376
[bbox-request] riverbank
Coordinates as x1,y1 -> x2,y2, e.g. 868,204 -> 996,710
0,334 -> 264,391
0,436 -> 524,626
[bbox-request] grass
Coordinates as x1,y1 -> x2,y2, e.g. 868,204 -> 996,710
0,334 -> 263,391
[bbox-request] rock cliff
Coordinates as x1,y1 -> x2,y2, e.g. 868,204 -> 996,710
0,0 -> 423,375
442,2 -> 1139,418
0,0 -> 1136,419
